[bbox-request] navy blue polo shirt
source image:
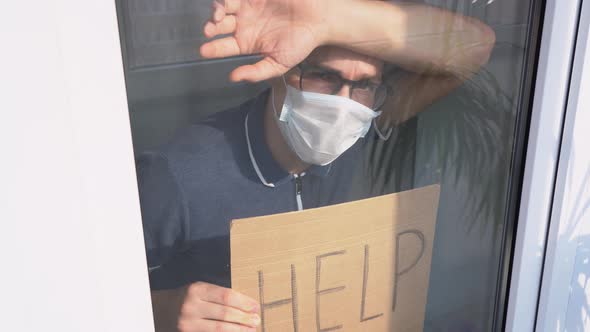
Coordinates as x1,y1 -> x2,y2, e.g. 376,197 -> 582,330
136,91 -> 401,290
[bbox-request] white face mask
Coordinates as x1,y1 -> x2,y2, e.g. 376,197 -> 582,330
272,82 -> 380,166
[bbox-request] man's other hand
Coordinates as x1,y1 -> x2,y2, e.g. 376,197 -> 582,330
199,0 -> 329,83
176,282 -> 261,332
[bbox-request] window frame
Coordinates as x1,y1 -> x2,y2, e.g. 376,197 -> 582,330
534,0 -> 590,329
505,0 -> 584,330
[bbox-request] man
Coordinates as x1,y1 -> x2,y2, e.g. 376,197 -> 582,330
138,1 -> 495,331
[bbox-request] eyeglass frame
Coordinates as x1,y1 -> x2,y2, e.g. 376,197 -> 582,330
289,61 -> 390,111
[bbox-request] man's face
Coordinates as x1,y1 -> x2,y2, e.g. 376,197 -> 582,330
275,46 -> 385,107
267,46 -> 385,167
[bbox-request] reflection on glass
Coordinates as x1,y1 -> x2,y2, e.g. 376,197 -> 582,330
116,0 -> 538,331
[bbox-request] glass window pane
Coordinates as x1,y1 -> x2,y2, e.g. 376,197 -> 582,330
116,0 -> 542,330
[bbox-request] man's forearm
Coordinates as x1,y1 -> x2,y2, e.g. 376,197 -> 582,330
322,0 -> 496,75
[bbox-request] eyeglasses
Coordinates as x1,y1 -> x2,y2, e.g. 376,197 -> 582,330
294,62 -> 388,111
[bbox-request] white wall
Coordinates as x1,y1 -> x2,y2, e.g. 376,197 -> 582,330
0,2 -> 153,332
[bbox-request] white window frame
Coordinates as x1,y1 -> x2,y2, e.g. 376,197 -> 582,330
505,0 -> 584,330
535,0 -> 590,330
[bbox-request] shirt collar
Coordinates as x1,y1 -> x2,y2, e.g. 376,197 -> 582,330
244,90 -> 332,187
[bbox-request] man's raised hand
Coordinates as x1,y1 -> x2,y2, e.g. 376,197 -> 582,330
199,0 -> 330,82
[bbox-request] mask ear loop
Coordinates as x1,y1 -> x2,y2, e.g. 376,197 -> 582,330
272,76 -> 290,121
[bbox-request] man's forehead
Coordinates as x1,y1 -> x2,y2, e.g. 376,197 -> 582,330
305,46 -> 384,80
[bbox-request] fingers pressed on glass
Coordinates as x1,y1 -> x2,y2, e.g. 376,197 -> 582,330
204,16 -> 237,39
200,37 -> 241,59
212,1 -> 226,23
198,301 -> 260,328
219,0 -> 241,15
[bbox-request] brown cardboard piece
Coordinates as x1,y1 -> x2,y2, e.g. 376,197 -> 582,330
231,185 -> 440,332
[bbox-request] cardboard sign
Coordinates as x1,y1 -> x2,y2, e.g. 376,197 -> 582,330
231,185 -> 440,332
